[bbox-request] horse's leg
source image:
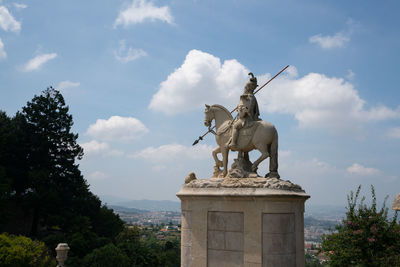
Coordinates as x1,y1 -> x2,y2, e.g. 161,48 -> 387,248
251,143 -> 269,173
221,146 -> 229,177
267,132 -> 279,178
212,146 -> 223,168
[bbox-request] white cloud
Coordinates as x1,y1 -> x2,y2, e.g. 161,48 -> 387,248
149,49 -> 249,115
0,6 -> 20,32
309,32 -> 350,49
57,80 -> 80,91
0,37 -> 6,60
22,53 -> 57,72
81,140 -> 124,157
14,3 -> 27,10
86,116 -> 149,142
81,140 -> 110,154
88,171 -> 108,181
258,69 -> 400,132
387,127 -> 400,139
114,40 -> 147,63
309,19 -> 359,49
347,163 -> 380,176
114,0 -> 173,27
131,143 -> 212,161
149,50 -> 400,134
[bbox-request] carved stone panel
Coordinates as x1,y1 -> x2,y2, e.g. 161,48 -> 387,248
207,211 -> 244,267
262,213 -> 295,267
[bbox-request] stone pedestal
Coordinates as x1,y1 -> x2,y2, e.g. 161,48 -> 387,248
177,178 -> 309,267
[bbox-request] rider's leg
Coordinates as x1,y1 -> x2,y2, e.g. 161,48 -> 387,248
230,127 -> 240,150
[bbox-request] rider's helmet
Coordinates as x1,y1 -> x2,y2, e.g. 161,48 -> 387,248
244,73 -> 258,94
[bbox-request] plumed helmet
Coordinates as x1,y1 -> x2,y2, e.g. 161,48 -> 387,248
244,72 -> 258,93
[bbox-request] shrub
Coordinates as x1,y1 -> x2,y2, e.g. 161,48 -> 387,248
320,185 -> 400,266
0,233 -> 55,267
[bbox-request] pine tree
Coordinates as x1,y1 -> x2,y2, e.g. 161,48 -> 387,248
21,87 -> 85,236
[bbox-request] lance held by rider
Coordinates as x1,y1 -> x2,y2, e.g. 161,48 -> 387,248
192,65 -> 289,146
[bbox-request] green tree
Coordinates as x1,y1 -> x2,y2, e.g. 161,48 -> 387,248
0,233 -> 55,267
0,87 -> 124,264
320,185 -> 400,266
82,243 -> 130,267
21,87 -> 84,236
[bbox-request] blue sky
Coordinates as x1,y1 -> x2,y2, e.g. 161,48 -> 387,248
1,0 -> 400,206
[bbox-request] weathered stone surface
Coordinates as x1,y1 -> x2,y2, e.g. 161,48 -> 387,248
208,230 -> 225,250
263,213 -> 294,234
207,212 -> 244,266
181,210 -> 192,229
393,193 -> 400,210
262,233 -> 295,254
185,172 -> 197,184
177,186 -> 309,267
263,254 -> 296,267
262,213 -> 296,266
181,210 -> 192,266
225,231 -> 244,251
208,250 -> 244,267
184,177 -> 304,192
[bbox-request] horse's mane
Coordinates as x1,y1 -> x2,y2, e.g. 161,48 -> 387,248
211,104 -> 233,120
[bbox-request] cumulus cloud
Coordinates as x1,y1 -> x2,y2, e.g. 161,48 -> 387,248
347,163 -> 380,176
258,69 -> 400,132
81,140 -> 109,154
0,38 -> 6,60
130,143 -> 212,161
57,80 -> 80,91
22,53 -> 57,72
86,116 -> 149,142
149,49 -> 249,115
114,40 -> 147,63
387,127 -> 400,139
0,6 -> 21,32
114,0 -> 173,27
309,19 -> 359,49
81,140 -> 123,157
149,50 -> 400,134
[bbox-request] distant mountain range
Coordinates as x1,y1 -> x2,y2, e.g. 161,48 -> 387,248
100,195 -> 180,212
108,205 -> 148,213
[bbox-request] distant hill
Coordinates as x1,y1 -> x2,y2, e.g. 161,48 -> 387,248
99,196 -> 180,212
115,199 -> 180,212
108,205 -> 148,213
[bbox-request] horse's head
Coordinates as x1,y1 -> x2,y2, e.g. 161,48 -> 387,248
204,104 -> 214,127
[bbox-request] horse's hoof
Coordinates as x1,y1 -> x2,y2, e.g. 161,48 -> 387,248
265,172 -> 280,179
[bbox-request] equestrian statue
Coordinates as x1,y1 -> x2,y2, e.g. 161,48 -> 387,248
203,72 -> 283,178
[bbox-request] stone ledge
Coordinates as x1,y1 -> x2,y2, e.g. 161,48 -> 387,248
177,186 -> 310,199
183,177 -> 305,192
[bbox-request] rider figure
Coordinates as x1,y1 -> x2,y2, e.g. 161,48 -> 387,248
229,73 -> 260,150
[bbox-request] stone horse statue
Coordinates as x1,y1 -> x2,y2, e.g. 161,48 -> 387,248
204,104 -> 279,178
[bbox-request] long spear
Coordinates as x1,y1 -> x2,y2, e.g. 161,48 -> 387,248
192,65 -> 290,146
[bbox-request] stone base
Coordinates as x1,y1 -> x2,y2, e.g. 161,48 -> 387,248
177,184 -> 309,267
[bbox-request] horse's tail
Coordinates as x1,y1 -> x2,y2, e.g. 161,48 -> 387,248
269,128 -> 278,173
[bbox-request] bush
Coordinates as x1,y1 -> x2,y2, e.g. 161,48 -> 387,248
320,185 -> 400,266
0,233 -> 55,267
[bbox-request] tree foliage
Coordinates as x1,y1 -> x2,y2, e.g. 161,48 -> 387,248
0,87 -> 123,264
0,233 -> 55,267
320,185 -> 400,266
